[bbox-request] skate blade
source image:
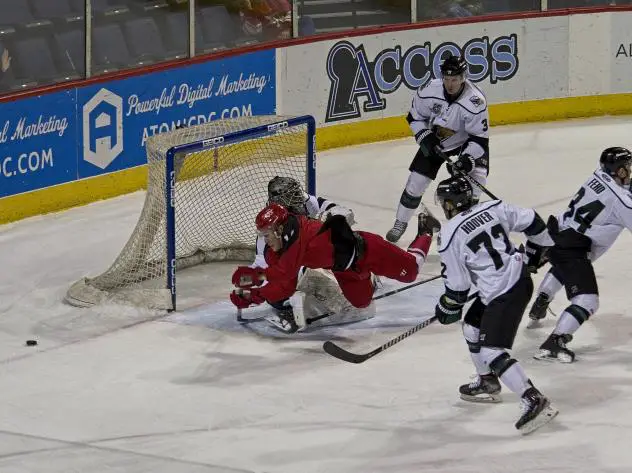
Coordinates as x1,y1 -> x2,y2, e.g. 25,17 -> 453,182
534,350 -> 574,363
519,404 -> 559,435
460,393 -> 502,404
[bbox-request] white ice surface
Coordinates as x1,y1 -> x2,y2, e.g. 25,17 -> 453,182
2,117 -> 632,472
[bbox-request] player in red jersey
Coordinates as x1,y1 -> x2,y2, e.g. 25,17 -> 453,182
230,202 -> 440,332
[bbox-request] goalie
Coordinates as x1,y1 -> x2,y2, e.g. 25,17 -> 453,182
231,201 -> 440,333
251,176 -> 356,267
248,176 -> 364,331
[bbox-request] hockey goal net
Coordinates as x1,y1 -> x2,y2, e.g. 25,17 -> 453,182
66,115 -> 316,311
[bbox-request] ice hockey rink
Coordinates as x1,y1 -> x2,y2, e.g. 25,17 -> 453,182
1,116 -> 632,473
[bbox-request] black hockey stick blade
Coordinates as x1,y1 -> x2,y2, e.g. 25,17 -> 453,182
323,316 -> 437,363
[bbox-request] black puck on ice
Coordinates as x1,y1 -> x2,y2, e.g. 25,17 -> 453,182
25,339 -> 38,347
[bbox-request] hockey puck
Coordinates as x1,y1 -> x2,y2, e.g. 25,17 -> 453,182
25,339 -> 38,347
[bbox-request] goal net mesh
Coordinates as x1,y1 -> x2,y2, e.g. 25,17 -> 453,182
66,115 -> 311,310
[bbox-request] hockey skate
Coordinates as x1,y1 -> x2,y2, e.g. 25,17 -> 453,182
265,306 -> 306,334
459,373 -> 502,403
386,220 -> 407,243
417,204 -> 441,235
534,333 -> 575,363
515,387 -> 559,435
526,293 -> 551,329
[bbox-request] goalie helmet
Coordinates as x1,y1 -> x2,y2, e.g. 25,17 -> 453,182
267,176 -> 307,215
440,55 -> 467,77
256,203 -> 289,233
600,147 -> 632,186
435,176 -> 474,219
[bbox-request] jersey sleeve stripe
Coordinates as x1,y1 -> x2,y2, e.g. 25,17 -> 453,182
523,212 -> 547,236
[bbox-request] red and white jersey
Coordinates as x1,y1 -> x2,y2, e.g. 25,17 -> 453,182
251,194 -> 343,269
258,215 -> 337,302
408,78 -> 489,160
438,200 -> 553,304
556,168 -> 632,259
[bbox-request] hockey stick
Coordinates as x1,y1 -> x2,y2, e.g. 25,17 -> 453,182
236,308 -> 267,324
435,147 -> 499,200
303,274 -> 443,326
323,291 -> 478,363
323,316 -> 437,363
238,274 -> 443,325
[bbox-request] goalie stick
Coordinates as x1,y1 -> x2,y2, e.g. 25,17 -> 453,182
237,274 -> 441,325
304,274 -> 442,325
237,275 -> 443,325
323,292 -> 478,364
236,308 -> 267,324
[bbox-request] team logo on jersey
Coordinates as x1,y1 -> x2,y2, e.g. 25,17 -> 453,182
434,126 -> 455,140
431,103 -> 443,114
470,96 -> 483,107
325,35 -> 519,123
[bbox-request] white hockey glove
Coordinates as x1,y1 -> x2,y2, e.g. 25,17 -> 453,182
318,205 -> 356,226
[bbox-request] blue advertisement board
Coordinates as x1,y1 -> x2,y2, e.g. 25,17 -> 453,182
0,91 -> 77,198
0,48 -> 276,199
77,49 -> 276,179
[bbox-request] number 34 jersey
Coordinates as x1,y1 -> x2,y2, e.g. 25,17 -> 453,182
438,201 -> 553,305
557,168 -> 632,258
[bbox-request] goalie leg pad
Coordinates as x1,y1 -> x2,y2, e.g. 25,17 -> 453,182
297,268 -> 351,315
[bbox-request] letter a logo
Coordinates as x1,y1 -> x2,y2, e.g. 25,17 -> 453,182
83,88 -> 123,169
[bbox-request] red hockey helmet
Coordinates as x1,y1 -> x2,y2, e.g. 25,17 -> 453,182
255,203 -> 289,233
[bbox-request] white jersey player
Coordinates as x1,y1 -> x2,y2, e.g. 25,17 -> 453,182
528,147 -> 632,362
386,55 -> 490,243
434,176 -> 557,434
251,176 -> 372,331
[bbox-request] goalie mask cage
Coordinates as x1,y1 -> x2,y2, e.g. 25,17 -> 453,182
66,115 -> 316,311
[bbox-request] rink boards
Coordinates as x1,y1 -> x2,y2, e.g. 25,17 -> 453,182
1,8 -> 632,223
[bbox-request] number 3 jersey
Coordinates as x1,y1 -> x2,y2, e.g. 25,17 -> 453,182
407,78 -> 489,160
556,168 -> 632,259
438,201 -> 553,304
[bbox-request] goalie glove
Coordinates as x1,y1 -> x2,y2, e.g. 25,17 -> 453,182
230,288 -> 266,309
435,294 -> 464,325
319,205 -> 356,226
232,266 -> 266,288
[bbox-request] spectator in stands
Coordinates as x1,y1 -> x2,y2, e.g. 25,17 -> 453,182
417,0 -> 475,20
2,48 -> 11,73
238,0 -> 291,40
0,47 -> 11,91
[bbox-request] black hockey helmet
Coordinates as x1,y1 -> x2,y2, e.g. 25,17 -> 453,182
435,176 -> 474,219
267,176 -> 306,214
440,55 -> 467,76
600,147 -> 632,185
